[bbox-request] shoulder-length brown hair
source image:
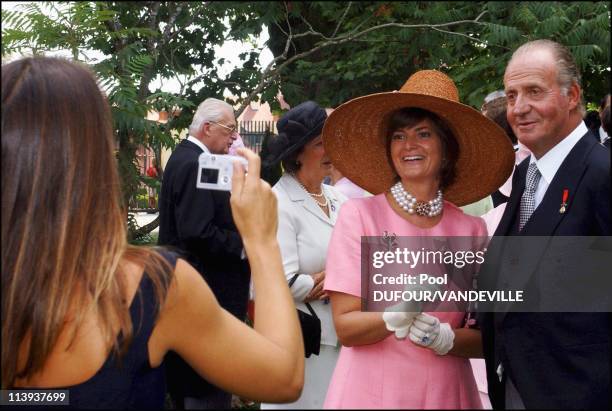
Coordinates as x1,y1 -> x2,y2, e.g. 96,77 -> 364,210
385,107 -> 460,190
1,57 -> 172,388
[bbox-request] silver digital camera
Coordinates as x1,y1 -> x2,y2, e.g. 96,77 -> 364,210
196,152 -> 248,191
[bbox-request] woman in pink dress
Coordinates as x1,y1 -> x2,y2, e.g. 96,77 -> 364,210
320,70 -> 515,409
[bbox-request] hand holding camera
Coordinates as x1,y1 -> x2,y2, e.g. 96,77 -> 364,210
228,147 -> 277,245
197,152 -> 248,191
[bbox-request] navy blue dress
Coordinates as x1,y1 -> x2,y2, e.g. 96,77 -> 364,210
14,253 -> 176,409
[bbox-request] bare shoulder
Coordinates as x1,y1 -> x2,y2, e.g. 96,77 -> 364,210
159,258 -> 218,315
118,258 -> 146,303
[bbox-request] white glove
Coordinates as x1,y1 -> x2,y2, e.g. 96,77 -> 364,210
382,307 -> 419,339
408,313 -> 455,355
382,276 -> 443,340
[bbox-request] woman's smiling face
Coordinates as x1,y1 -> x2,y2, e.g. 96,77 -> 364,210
389,118 -> 443,186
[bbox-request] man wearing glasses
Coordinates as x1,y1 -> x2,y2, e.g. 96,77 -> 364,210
158,98 -> 249,409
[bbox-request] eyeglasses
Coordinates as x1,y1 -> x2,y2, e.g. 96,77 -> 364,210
209,120 -> 238,134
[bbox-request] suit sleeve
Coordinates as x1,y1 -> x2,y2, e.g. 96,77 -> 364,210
172,157 -> 244,259
276,201 -> 315,302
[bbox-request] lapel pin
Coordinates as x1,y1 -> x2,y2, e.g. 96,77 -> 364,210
559,189 -> 569,214
382,231 -> 398,250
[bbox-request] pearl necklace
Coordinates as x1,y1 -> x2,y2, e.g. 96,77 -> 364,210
295,177 -> 329,207
390,181 -> 443,217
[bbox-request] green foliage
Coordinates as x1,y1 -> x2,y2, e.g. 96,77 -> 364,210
2,1 -> 264,237
586,101 -> 600,112
252,1 -> 609,109
2,1 -> 610,240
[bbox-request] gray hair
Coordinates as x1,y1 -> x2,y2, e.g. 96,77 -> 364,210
509,39 -> 585,116
484,90 -> 506,104
189,97 -> 234,136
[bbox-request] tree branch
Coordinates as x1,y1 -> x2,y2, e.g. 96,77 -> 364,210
274,20 -> 290,38
138,2 -> 161,101
332,2 -> 352,38
291,29 -> 327,40
132,215 -> 160,239
347,12 -> 374,36
147,2 -> 161,50
430,27 -> 490,48
162,2 -> 184,44
335,14 -> 488,42
234,2 -> 298,116
102,3 -> 127,52
298,12 -> 323,39
166,4 -> 197,44
283,1 -> 295,56
235,11 -> 490,116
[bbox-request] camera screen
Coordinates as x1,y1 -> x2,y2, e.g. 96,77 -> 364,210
200,168 -> 219,184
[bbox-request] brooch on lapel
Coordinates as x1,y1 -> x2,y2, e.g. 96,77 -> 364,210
330,201 -> 336,212
559,189 -> 569,214
382,230 -> 398,251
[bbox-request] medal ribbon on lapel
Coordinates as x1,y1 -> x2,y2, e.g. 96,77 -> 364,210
559,189 -> 569,214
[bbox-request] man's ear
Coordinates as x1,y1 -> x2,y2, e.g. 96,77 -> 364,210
200,121 -> 211,137
567,82 -> 581,112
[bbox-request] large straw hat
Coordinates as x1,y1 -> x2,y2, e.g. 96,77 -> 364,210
322,70 -> 515,206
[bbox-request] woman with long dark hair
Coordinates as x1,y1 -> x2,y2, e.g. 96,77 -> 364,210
2,57 -> 304,408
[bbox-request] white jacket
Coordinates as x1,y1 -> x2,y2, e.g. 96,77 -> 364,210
272,174 -> 347,347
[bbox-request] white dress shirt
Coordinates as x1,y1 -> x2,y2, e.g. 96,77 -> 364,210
498,142 -> 532,197
529,121 -> 587,209
187,135 -> 209,153
599,126 -> 610,145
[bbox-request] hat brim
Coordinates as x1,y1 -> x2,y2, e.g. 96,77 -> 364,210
322,92 -> 516,206
262,124 -> 324,167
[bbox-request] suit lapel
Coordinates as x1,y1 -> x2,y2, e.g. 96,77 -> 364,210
522,135 -> 594,235
281,174 -> 334,227
495,161 -> 527,236
301,194 -> 332,226
494,133 -> 595,238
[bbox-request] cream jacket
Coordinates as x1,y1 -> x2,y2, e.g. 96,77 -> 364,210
272,173 -> 347,347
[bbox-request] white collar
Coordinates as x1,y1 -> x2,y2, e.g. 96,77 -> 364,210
599,126 -> 610,144
277,174 -> 342,224
281,173 -> 340,202
529,121 -> 587,185
514,142 -> 531,165
187,135 -> 210,153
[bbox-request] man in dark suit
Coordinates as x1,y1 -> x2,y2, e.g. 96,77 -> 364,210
479,40 -> 611,409
158,97 -> 249,409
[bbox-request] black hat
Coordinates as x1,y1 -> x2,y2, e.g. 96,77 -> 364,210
263,101 -> 327,166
